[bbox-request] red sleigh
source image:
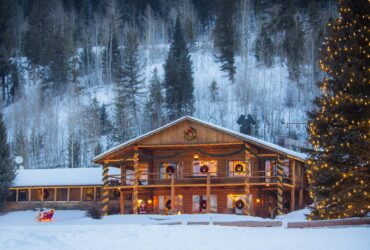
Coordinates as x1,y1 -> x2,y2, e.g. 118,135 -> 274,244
37,209 -> 55,222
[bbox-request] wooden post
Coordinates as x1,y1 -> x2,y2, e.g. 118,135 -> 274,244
93,187 -> 97,201
28,188 -> 31,202
299,188 -> 304,208
80,187 -> 83,201
277,157 -> 285,215
41,188 -> 44,202
54,188 -> 57,201
206,173 -> 211,213
291,160 -> 296,211
15,189 -> 18,203
170,173 -> 175,215
244,143 -> 251,215
133,146 -> 140,214
67,187 -> 70,201
120,189 -> 125,214
101,162 -> 110,216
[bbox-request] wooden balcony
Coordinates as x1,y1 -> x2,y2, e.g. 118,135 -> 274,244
106,171 -> 295,189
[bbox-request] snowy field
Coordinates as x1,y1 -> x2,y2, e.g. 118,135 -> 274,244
0,210 -> 369,250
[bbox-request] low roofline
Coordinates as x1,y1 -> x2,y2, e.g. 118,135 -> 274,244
93,116 -> 307,163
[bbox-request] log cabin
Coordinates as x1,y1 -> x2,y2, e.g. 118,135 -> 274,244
93,116 -> 309,218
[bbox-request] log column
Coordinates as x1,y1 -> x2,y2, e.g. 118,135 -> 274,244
101,162 -> 110,216
291,160 -> 296,211
133,146 -> 140,214
277,157 -> 285,215
170,173 -> 175,215
206,172 -> 211,213
244,144 -> 251,215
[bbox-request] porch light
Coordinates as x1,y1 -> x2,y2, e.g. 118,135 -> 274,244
256,198 -> 261,204
194,153 -> 199,159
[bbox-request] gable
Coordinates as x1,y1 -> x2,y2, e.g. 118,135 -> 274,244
139,120 -> 242,145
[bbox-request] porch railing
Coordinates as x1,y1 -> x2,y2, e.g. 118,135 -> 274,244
106,171 -> 293,187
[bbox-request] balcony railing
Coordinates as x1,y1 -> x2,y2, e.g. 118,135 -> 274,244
106,171 -> 294,187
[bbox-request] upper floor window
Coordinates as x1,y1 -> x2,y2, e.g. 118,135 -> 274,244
192,160 -> 217,177
227,160 -> 252,177
159,162 -> 183,179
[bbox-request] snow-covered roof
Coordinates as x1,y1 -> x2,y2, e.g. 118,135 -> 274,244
11,167 -> 120,187
93,116 -> 307,162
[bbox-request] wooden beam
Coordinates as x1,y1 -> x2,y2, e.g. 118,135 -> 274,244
299,188 -> 304,208
15,189 -> 18,203
28,188 -> 31,202
277,157 -> 285,215
67,187 -> 70,201
206,173 -> 211,213
93,187 -> 97,201
80,187 -> 83,201
291,160 -> 296,211
291,188 -> 295,212
120,190 -> 125,214
41,188 -> 44,202
132,146 -> 139,214
244,143 -> 251,215
54,188 -> 57,202
171,174 -> 175,215
257,154 -> 278,158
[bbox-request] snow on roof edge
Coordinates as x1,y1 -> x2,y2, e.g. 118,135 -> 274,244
93,116 -> 307,162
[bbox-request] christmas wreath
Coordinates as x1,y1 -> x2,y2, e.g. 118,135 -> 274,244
235,164 -> 244,172
200,200 -> 207,210
184,127 -> 197,141
200,165 -> 209,173
166,200 -> 172,210
235,199 -> 245,209
166,165 -> 175,174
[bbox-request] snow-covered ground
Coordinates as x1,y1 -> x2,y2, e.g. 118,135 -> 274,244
0,209 -> 369,250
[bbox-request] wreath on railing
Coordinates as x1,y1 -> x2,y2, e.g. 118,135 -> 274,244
166,166 -> 175,174
235,164 -> 244,172
235,199 -> 245,209
166,200 -> 172,210
200,165 -> 209,173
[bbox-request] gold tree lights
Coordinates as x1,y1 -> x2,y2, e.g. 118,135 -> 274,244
307,0 -> 369,220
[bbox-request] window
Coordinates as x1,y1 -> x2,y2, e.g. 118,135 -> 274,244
6,190 -> 16,202
227,194 -> 252,214
83,188 -> 94,201
227,160 -> 253,177
56,188 -> 68,201
139,164 -> 148,185
159,162 -> 183,179
192,160 -> 217,177
69,188 -> 81,201
31,189 -> 42,201
192,195 -> 217,213
95,187 -> 102,201
265,160 -> 277,182
18,189 -> 29,202
283,159 -> 290,178
154,195 -> 183,214
43,188 -> 55,201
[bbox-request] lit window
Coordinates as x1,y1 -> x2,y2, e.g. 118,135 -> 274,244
192,160 -> 217,177
227,160 -> 252,177
192,195 -> 217,213
227,194 -> 252,214
159,162 -> 183,179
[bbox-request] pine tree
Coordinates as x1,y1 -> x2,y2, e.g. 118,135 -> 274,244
67,133 -> 81,168
119,31 -> 145,133
111,32 -> 122,83
209,79 -> 219,102
14,128 -> 28,169
213,0 -> 237,83
145,68 -> 165,131
164,17 -> 194,120
0,112 -> 16,208
307,0 -> 370,220
112,87 -> 131,144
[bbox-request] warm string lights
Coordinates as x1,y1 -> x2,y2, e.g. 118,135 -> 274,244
307,1 -> 369,220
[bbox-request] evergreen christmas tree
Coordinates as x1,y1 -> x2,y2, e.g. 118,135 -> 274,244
307,0 -> 370,220
0,112 -> 16,208
164,17 -> 194,120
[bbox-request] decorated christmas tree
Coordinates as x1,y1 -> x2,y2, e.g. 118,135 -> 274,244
307,0 -> 369,220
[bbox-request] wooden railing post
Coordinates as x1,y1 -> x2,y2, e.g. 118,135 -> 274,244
28,188 -> 31,202
171,173 -> 175,215
15,189 -> 18,203
291,160 -> 296,211
133,146 -> 139,214
101,162 -> 110,216
244,143 -> 251,215
120,189 -> 125,214
206,173 -> 211,213
277,157 -> 285,215
54,188 -> 57,202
